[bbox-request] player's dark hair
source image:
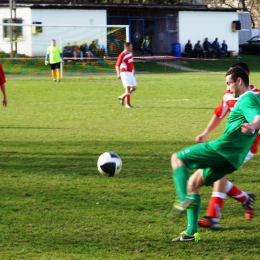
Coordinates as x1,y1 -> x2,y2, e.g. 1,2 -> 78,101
231,62 -> 249,75
226,66 -> 249,86
124,42 -> 132,47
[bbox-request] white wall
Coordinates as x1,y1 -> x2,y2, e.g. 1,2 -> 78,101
0,7 -> 32,55
251,28 -> 260,37
0,8 -> 107,56
179,11 -> 239,54
31,9 -> 107,56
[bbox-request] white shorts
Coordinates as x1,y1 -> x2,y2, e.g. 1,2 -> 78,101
120,71 -> 137,88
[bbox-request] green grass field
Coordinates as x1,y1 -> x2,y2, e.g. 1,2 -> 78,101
0,55 -> 260,259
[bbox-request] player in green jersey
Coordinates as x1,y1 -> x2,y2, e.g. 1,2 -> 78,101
45,39 -> 63,82
170,66 -> 260,242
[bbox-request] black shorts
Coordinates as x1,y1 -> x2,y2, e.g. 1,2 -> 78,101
50,62 -> 61,70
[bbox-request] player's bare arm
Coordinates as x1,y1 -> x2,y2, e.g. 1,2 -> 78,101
115,66 -> 120,79
241,116 -> 260,133
196,115 -> 222,143
0,84 -> 7,107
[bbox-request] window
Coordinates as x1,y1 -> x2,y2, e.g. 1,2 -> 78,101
3,18 -> 23,39
32,22 -> 43,34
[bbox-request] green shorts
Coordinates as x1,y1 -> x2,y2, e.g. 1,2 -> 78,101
176,142 -> 236,186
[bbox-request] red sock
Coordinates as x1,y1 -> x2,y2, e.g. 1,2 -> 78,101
125,93 -> 130,105
206,192 -> 226,219
226,182 -> 248,203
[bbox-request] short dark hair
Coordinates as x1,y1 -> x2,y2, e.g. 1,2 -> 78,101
124,42 -> 132,47
231,62 -> 249,75
226,66 -> 249,86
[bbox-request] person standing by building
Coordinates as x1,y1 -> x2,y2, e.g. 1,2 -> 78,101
140,36 -> 153,56
45,39 -> 63,82
0,63 -> 7,107
116,42 -> 137,108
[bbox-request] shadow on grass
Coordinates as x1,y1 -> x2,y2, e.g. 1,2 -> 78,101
0,140 -> 194,177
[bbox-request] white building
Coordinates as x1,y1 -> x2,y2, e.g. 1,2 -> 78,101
179,10 -> 239,54
0,3 -> 240,56
0,7 -> 107,56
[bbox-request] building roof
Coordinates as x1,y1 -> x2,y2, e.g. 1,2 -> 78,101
0,3 -> 240,12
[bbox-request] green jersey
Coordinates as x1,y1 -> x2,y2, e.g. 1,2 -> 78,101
46,45 -> 62,64
208,91 -> 260,169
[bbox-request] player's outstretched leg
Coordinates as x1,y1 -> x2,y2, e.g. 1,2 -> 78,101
198,180 -> 255,229
170,155 -> 202,242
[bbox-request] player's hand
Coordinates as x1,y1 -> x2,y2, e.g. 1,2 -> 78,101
61,60 -> 64,63
196,133 -> 207,143
45,60 -> 48,65
241,123 -> 255,134
117,74 -> 121,79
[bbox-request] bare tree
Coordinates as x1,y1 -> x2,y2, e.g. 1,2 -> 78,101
208,0 -> 260,28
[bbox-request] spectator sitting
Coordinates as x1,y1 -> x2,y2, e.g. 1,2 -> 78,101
63,42 -> 73,59
80,43 -> 88,60
212,37 -> 222,57
203,37 -> 213,56
140,35 -> 153,56
87,42 -> 95,58
72,42 -> 83,61
184,40 -> 193,56
221,40 -> 228,56
89,40 -> 97,56
193,40 -> 203,58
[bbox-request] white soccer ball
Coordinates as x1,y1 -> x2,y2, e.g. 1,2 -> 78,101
97,152 -> 122,176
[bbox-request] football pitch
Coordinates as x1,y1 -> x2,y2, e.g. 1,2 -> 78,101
1,59 -> 260,259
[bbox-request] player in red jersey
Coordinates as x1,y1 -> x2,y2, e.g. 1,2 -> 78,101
0,63 -> 7,107
197,62 -> 258,229
116,42 -> 137,108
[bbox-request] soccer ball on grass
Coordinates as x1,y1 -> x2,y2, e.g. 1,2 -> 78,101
97,152 -> 122,176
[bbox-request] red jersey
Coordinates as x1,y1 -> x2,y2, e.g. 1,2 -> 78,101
116,51 -> 134,72
0,64 -> 6,85
214,85 -> 260,154
214,85 -> 260,118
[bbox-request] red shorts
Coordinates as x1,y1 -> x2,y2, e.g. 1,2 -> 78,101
0,64 -> 6,85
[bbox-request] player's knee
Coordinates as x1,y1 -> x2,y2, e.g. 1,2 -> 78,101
187,170 -> 204,192
171,153 -> 183,169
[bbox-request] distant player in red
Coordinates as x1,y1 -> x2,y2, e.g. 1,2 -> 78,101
0,64 -> 7,107
197,62 -> 258,229
116,42 -> 137,108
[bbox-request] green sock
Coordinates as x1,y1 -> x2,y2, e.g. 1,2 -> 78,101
172,166 -> 189,201
186,194 -> 201,236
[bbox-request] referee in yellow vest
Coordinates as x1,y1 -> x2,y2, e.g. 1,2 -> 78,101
45,39 -> 63,82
